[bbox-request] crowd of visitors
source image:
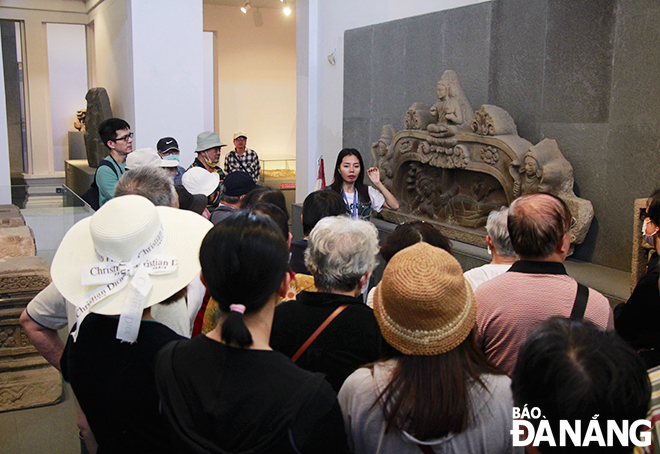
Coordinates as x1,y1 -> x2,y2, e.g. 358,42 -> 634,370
18,118 -> 660,454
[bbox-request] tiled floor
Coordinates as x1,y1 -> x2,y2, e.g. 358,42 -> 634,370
0,379 -> 80,454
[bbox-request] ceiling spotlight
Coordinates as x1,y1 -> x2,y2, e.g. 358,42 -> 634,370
241,1 -> 251,13
282,0 -> 291,15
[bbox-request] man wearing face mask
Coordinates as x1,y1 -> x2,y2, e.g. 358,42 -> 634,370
615,188 -> 660,368
157,137 -> 186,185
189,131 -> 226,211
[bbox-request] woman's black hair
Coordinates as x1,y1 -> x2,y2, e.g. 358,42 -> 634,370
379,221 -> 452,263
302,190 -> 346,236
199,211 -> 288,348
249,202 -> 289,241
646,188 -> 660,226
511,317 -> 651,454
329,148 -> 370,203
241,186 -> 289,222
376,329 -> 501,440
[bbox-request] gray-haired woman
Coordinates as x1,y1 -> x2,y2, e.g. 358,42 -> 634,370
270,215 -> 382,392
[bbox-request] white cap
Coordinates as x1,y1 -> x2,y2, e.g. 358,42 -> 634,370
182,167 -> 220,197
126,148 -> 178,170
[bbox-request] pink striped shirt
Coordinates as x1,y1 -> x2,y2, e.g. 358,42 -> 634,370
475,261 -> 614,376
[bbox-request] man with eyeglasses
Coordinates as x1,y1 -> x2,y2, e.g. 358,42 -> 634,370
97,118 -> 134,207
225,130 -> 260,182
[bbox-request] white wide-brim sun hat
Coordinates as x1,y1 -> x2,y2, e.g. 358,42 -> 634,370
51,195 -> 213,315
182,167 -> 219,197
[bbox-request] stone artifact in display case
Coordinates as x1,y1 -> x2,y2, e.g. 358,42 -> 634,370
371,70 -> 593,248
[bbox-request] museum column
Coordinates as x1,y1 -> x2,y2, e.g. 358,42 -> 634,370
128,0 -> 205,165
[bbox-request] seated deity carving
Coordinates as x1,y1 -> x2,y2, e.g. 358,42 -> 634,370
427,70 -> 474,137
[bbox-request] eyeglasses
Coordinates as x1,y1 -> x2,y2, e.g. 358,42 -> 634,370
234,137 -> 247,141
113,132 -> 134,142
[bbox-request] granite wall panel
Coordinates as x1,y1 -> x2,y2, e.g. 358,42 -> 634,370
543,0 -> 616,123
343,0 -> 660,270
489,0 -> 547,143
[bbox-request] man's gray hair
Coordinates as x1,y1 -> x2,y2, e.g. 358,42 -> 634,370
220,183 -> 241,205
486,207 -> 516,258
304,216 -> 379,292
114,166 -> 177,207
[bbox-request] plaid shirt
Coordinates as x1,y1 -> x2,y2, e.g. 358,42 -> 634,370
224,148 -> 260,182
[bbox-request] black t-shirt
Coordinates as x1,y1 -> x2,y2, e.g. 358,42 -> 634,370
155,335 -> 350,454
270,291 -> 382,392
61,313 -> 184,454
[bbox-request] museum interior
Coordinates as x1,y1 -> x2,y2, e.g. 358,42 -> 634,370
1,0 -> 660,452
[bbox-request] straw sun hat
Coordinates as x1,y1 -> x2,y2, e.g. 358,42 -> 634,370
373,242 -> 476,356
51,195 -> 212,322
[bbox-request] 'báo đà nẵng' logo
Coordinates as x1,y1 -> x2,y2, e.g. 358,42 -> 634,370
511,405 -> 651,448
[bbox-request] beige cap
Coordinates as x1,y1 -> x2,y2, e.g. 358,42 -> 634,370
233,130 -> 248,140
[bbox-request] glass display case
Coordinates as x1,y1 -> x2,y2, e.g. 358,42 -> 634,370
259,158 -> 296,220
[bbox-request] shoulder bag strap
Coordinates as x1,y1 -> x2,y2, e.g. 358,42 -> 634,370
292,304 -> 349,362
570,283 -> 589,320
418,445 -> 435,454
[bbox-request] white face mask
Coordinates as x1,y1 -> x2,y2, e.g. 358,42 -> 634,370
642,218 -> 658,247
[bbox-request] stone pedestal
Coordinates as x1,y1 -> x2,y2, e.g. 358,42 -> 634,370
0,226 -> 36,259
632,198 -> 651,292
0,256 -> 62,412
0,209 -> 25,227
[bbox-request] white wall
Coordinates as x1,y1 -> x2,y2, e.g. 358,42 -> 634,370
88,0 -> 134,130
129,0 -> 205,167
203,30 -> 214,132
0,36 -> 11,202
47,23 -> 88,172
204,4 -> 297,164
296,0 -> 489,201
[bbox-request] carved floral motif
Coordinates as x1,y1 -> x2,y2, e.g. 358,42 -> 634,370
480,146 -> 500,165
0,276 -> 50,292
396,139 -> 414,154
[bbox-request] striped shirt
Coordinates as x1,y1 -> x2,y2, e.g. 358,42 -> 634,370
475,260 -> 614,376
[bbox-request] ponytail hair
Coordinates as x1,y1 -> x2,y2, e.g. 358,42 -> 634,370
199,211 -> 289,348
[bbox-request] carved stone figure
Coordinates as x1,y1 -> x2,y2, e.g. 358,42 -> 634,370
511,139 -> 574,197
73,109 -> 86,132
83,88 -> 113,167
370,125 -> 396,188
371,70 -> 594,247
427,70 -> 474,137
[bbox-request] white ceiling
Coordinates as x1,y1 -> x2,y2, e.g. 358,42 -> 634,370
205,0 -> 296,8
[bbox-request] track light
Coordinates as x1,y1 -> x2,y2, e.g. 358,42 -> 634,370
241,1 -> 251,13
282,0 -> 291,15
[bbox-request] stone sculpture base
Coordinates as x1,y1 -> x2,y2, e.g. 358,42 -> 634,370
0,226 -> 36,259
0,256 -> 62,412
380,207 -> 488,248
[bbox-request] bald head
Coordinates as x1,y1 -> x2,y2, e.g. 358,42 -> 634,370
508,193 -> 571,259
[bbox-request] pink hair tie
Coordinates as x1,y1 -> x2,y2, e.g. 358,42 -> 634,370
229,304 -> 246,314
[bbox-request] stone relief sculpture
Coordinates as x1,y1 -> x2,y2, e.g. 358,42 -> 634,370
372,70 -> 594,247
83,88 -> 113,168
73,109 -> 86,132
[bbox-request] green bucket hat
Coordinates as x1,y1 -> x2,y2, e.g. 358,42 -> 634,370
195,131 -> 226,152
